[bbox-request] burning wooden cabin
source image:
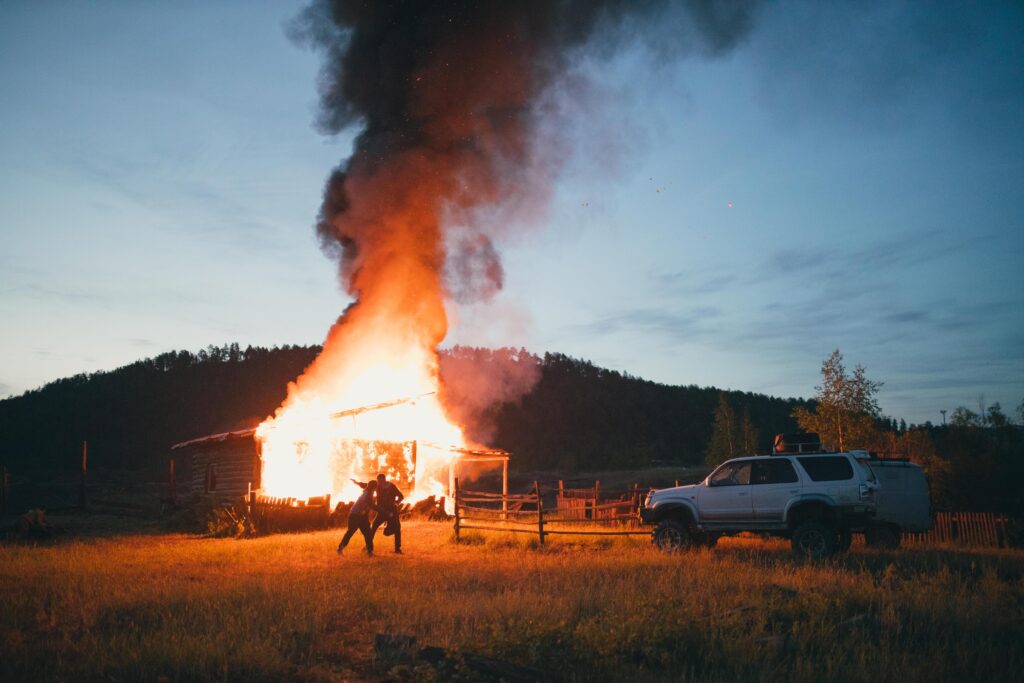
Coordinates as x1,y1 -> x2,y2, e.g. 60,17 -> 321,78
171,395 -> 509,529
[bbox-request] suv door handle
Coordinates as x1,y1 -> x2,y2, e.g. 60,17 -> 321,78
737,492 -> 748,496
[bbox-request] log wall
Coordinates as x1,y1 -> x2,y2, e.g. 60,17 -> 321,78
175,435 -> 260,504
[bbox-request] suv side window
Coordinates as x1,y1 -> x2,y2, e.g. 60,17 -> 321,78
752,459 -> 799,485
709,461 -> 752,486
796,456 -> 854,481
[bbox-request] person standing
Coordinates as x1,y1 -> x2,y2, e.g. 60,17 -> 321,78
371,473 -> 405,554
337,480 -> 378,556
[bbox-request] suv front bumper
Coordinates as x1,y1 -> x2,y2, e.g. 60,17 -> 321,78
639,507 -> 656,525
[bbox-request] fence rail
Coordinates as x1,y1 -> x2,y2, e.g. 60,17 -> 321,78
453,478 -> 649,544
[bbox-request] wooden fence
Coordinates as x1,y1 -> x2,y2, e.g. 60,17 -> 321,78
555,480 -> 644,522
454,479 -> 648,545
902,511 -> 1010,548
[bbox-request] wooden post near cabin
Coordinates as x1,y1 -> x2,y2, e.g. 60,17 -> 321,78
79,440 -> 88,511
534,480 -> 544,545
502,458 -> 508,521
169,457 -> 177,505
453,477 -> 461,542
595,479 -> 600,503
558,479 -> 564,497
412,440 -> 418,492
448,459 -> 456,507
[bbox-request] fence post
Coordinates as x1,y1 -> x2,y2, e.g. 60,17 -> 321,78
79,440 -> 88,511
454,477 -> 461,542
595,479 -> 600,503
534,480 -> 544,545
169,457 -> 177,506
502,458 -> 508,522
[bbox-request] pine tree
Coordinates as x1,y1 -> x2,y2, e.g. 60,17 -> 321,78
739,407 -> 759,454
705,392 -> 737,467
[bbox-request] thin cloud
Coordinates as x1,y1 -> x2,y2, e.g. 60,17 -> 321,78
576,305 -> 723,338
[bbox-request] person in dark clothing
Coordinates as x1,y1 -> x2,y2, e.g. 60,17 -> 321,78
337,480 -> 378,556
370,473 -> 405,554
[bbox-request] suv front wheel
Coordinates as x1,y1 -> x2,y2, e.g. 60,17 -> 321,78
791,521 -> 837,560
653,519 -> 692,553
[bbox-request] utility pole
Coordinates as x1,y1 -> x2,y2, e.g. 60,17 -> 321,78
940,410 -> 947,427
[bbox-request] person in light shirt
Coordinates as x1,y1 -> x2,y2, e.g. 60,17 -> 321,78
337,480 -> 378,556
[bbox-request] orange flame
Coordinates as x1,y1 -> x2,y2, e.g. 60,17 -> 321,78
256,340 -> 465,504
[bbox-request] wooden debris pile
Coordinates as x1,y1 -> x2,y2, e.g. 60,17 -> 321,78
407,495 -> 450,521
5,507 -> 55,541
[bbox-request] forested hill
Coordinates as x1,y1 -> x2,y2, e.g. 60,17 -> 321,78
0,344 -> 807,474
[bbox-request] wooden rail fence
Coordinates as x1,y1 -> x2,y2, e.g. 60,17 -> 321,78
454,478 -> 649,545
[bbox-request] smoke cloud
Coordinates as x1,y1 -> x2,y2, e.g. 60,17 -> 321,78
284,0 -> 761,427
439,347 -> 542,444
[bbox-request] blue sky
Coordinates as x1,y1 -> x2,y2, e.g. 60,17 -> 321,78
1,1 -> 1021,425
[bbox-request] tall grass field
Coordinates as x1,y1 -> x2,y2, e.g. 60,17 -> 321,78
2,520 -> 1021,682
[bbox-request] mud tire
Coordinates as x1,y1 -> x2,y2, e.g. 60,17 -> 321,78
653,519 -> 693,553
791,521 -> 838,560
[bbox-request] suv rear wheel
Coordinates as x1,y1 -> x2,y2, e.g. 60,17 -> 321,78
791,521 -> 837,560
653,519 -> 692,552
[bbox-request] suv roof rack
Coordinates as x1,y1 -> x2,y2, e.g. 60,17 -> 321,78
772,433 -> 831,455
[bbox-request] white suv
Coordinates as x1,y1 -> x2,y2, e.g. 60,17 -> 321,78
640,452 -> 878,559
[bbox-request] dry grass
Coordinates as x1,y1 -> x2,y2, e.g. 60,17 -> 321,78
1,520 -> 1022,682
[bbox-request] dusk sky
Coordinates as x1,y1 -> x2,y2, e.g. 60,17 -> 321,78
1,1 -> 1021,425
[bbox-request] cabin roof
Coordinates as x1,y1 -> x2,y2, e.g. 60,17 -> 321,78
171,428 -> 257,450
